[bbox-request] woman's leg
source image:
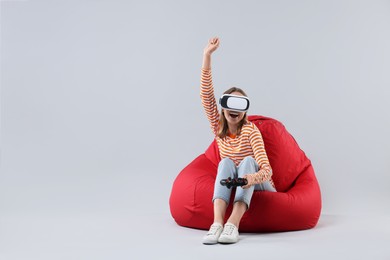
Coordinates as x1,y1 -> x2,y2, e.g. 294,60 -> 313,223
225,201 -> 247,228
212,158 -> 237,224
213,199 -> 227,225
226,156 -> 259,227
203,158 -> 237,244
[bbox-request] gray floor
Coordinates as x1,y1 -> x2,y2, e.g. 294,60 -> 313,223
0,213 -> 389,260
1,174 -> 389,260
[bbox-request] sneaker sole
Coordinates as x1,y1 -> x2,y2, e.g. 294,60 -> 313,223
203,241 -> 218,245
218,238 -> 238,244
203,237 -> 220,245
218,241 -> 238,244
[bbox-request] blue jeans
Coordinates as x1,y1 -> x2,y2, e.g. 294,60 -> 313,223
213,156 -> 276,208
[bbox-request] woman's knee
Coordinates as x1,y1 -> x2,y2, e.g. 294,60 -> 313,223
216,157 -> 236,179
237,156 -> 258,176
241,156 -> 256,165
238,156 -> 257,170
219,157 -> 235,168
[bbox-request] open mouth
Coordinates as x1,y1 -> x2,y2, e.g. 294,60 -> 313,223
229,112 -> 239,119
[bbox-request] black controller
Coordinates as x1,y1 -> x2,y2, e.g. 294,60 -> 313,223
220,177 -> 248,189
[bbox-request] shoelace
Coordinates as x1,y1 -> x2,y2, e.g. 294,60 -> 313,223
207,224 -> 222,235
221,224 -> 235,235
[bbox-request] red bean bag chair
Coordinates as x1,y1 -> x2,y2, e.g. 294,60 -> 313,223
169,115 -> 321,232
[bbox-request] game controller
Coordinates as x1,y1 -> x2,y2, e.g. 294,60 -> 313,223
220,177 -> 248,189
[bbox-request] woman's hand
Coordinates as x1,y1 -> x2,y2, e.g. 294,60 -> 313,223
203,37 -> 220,56
242,174 -> 255,189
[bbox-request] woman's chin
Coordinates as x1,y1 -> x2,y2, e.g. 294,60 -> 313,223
226,117 -> 240,124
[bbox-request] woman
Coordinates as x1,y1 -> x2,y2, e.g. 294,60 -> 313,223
201,37 -> 276,245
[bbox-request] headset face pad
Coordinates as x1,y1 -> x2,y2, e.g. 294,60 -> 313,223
219,94 -> 250,112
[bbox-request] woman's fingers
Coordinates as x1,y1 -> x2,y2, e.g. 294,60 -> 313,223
242,174 -> 253,189
210,37 -> 219,45
204,37 -> 220,55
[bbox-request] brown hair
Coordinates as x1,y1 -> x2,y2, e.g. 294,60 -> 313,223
217,87 -> 248,139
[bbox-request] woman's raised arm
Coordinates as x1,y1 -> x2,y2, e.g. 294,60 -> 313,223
200,37 -> 221,136
202,37 -> 220,69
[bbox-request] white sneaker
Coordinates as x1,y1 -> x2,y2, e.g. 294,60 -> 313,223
202,223 -> 223,245
218,223 -> 239,244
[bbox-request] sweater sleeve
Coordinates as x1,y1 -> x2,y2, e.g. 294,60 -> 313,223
200,68 -> 220,136
248,126 -> 273,184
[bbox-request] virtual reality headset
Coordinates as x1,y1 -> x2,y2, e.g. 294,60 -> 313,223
219,94 -> 250,112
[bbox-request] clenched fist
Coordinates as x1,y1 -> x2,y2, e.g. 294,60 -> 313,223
203,37 -> 220,56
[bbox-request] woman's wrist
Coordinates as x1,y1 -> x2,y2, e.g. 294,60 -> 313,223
203,51 -> 212,57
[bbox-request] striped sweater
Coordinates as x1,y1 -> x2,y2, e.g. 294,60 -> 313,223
200,68 -> 275,187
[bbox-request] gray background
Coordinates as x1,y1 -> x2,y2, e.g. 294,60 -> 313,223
1,0 -> 390,259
